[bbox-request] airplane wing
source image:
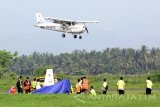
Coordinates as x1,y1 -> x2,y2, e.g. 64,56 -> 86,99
45,17 -> 74,23
45,17 -> 99,24
76,21 -> 99,23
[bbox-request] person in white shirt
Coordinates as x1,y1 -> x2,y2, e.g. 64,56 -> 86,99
103,79 -> 108,94
79,77 -> 83,93
76,78 -> 81,94
146,77 -> 153,95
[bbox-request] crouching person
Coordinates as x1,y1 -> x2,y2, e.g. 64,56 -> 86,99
90,86 -> 96,96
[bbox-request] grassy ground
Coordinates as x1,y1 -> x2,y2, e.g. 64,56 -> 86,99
0,93 -> 159,107
1,74 -> 160,94
0,74 -> 160,107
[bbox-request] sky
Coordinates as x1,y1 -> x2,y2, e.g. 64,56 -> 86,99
0,0 -> 160,55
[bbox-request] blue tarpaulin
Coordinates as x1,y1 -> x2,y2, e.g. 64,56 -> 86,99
32,79 -> 71,94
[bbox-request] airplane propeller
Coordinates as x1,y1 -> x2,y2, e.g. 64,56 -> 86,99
85,26 -> 89,33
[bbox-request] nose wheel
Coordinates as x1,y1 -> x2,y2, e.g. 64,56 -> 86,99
62,34 -> 65,38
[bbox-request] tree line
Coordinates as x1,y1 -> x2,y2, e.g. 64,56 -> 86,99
1,45 -> 160,76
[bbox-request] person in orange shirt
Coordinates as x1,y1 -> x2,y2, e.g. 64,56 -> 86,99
24,77 -> 31,94
10,86 -> 16,95
82,76 -> 89,93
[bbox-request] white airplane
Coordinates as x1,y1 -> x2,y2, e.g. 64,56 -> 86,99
35,13 -> 98,39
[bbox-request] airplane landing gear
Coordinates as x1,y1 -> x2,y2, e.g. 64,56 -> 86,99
62,34 -> 65,38
62,34 -> 82,39
74,35 -> 77,38
79,36 -> 82,39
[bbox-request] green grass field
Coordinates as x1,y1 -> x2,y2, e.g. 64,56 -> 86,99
0,93 -> 159,107
0,74 -> 160,107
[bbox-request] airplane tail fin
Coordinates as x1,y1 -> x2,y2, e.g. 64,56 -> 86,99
36,13 -> 46,24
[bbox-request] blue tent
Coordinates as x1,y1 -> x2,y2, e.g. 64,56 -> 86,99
32,79 -> 71,94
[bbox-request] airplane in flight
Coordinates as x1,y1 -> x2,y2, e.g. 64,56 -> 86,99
35,13 -> 98,39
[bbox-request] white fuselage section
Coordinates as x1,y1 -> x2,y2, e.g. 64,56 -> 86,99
37,23 -> 86,34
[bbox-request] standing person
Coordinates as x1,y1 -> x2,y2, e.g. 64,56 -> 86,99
16,76 -> 24,93
117,77 -> 125,95
31,78 -> 37,91
90,86 -> 96,96
82,76 -> 89,93
146,77 -> 153,95
24,77 -> 31,94
76,78 -> 81,94
79,77 -> 83,93
103,79 -> 108,94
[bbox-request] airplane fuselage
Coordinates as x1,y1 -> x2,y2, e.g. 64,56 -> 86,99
37,23 -> 86,34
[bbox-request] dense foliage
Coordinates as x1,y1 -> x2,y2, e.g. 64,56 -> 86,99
0,50 -> 16,78
6,45 -> 160,76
